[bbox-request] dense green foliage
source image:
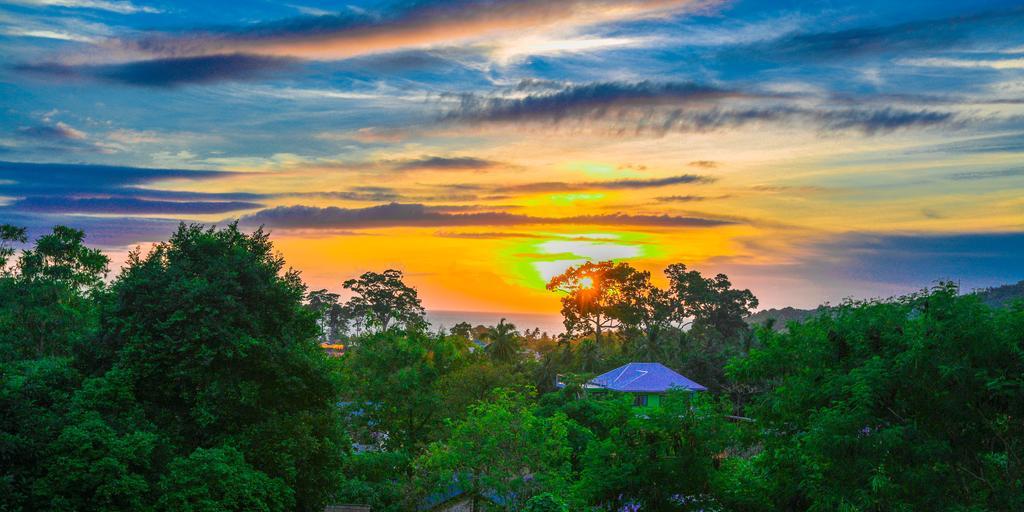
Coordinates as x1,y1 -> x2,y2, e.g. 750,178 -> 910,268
3,223 -> 1022,511
1,224 -> 343,511
731,285 -> 1024,511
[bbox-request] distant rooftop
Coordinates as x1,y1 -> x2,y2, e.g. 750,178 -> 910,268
590,362 -> 707,393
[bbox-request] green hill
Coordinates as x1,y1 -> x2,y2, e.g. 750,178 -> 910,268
747,280 -> 1024,331
974,280 -> 1024,308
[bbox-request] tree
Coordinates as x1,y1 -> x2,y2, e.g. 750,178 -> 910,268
306,288 -> 347,341
98,223 -> 344,511
0,357 -> 82,510
416,389 -> 573,510
156,446 -> 293,512
523,493 -> 570,512
449,321 -> 473,339
0,223 -> 27,274
18,225 -> 108,291
666,263 -> 758,342
340,331 -> 461,451
615,270 -> 678,361
483,318 -> 520,363
0,225 -> 108,360
342,269 -> 427,333
729,285 -> 1024,510
574,392 -> 737,511
546,261 -> 642,344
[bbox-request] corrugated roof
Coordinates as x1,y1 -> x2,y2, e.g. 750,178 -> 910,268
589,362 -> 707,392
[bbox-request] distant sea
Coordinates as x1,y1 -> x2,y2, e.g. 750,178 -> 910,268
427,310 -> 565,335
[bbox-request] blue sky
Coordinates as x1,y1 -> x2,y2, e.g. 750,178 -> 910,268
1,0 -> 1022,311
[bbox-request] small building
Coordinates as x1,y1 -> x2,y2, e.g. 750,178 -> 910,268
562,362 -> 706,407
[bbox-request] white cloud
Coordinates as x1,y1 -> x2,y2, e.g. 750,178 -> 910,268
8,0 -> 159,14
898,57 -> 1024,70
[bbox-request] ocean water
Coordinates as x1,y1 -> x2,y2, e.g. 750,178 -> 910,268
426,310 -> 565,335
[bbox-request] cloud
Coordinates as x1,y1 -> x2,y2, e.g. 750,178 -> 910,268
495,174 -> 715,193
2,212 -> 181,248
434,231 -> 547,239
19,54 -> 297,87
946,168 -> 1024,181
8,197 -> 263,214
16,1 -> 712,86
0,161 -> 268,215
239,202 -> 736,229
446,81 -> 750,123
813,108 -> 955,136
391,156 -> 502,172
744,7 -> 1024,61
655,194 -> 729,202
688,160 -> 719,168
897,57 -> 1024,70
115,0 -> 712,61
443,81 -> 958,135
16,121 -> 87,141
0,161 -> 234,194
910,132 -> 1024,155
8,0 -> 159,14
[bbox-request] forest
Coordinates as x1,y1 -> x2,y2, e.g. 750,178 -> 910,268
2,223 -> 1022,511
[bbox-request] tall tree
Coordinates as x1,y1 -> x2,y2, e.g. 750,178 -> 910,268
0,225 -> 108,360
306,288 -> 346,341
342,269 -> 427,333
483,318 -> 520,363
546,261 -> 641,344
614,268 -> 678,360
0,223 -> 27,274
666,263 -> 758,342
98,223 -> 344,511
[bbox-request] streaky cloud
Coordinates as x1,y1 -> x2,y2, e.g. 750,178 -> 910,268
8,196 -> 263,214
946,168 -> 1024,181
743,7 -> 1024,61
116,0 -> 712,61
239,202 -> 736,229
391,156 -> 502,172
496,174 -> 714,193
0,161 -> 237,194
16,122 -> 87,141
443,81 -> 958,135
446,81 -> 751,123
18,54 -> 297,87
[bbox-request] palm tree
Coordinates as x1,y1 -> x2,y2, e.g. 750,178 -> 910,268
484,318 -> 520,364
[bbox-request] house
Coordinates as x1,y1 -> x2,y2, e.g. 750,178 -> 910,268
560,362 -> 707,407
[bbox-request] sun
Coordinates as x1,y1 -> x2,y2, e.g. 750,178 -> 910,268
579,276 -> 594,289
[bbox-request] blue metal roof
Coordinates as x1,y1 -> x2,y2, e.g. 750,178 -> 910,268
590,362 -> 707,392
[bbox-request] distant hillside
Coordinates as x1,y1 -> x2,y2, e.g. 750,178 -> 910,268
746,306 -> 825,331
747,280 -> 1024,331
974,280 -> 1024,308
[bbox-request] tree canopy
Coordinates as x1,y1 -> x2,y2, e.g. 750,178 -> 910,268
341,269 -> 427,334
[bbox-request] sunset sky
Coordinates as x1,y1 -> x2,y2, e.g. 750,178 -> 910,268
2,0 -> 1023,314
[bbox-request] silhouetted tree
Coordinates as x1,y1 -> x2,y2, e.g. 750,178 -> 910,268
342,269 -> 427,333
484,318 -> 520,363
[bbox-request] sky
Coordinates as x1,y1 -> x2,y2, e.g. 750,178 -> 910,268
2,0 -> 1023,314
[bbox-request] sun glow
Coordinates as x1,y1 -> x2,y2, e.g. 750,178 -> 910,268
579,276 -> 595,289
